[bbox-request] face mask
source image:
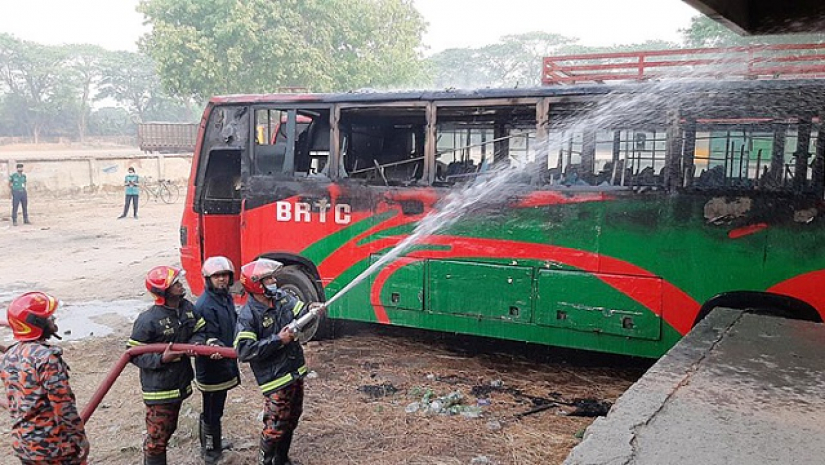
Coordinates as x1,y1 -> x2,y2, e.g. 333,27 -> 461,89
264,283 -> 279,297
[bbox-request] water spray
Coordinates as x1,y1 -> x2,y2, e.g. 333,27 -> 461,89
325,158 -> 534,307
321,75 -> 738,309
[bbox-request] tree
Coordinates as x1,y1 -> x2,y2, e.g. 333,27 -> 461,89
88,106 -> 135,136
64,44 -> 108,142
427,48 -> 487,89
0,34 -> 71,142
97,50 -> 194,123
97,51 -> 159,122
428,32 -> 580,88
681,15 -> 825,47
137,0 -> 426,98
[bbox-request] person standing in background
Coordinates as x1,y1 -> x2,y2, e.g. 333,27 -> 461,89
9,163 -> 30,226
118,167 -> 140,219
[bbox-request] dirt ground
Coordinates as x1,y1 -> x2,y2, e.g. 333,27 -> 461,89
0,188 -> 649,465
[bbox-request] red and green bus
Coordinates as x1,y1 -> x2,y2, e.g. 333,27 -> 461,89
180,79 -> 825,358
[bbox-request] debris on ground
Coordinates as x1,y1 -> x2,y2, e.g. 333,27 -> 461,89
560,398 -> 613,417
405,389 -> 483,418
471,456 -> 497,464
357,382 -> 399,398
470,379 -> 614,418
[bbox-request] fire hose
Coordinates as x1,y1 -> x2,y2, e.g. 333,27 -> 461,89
80,343 -> 237,422
0,307 -> 323,422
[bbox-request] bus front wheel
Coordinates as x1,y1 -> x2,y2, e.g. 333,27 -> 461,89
277,265 -> 333,340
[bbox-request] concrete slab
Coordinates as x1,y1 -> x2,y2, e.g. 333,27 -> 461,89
564,309 -> 825,465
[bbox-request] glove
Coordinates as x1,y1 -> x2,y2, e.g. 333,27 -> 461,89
309,302 -> 327,314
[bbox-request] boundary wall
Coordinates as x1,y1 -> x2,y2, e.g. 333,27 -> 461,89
0,152 -> 192,198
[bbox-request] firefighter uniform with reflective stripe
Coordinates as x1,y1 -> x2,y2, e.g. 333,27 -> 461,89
0,342 -> 89,464
234,291 -> 309,451
192,290 -> 240,392
192,287 -> 240,462
128,299 -> 203,459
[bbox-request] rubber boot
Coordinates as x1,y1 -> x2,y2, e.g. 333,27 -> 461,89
221,437 -> 234,451
276,431 -> 294,465
199,414 -> 207,458
259,438 -> 278,465
145,454 -> 168,465
204,421 -> 223,465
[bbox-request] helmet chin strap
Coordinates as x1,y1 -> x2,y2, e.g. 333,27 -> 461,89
263,283 -> 279,298
43,326 -> 61,340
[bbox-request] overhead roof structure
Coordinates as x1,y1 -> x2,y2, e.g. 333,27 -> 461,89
683,0 -> 825,35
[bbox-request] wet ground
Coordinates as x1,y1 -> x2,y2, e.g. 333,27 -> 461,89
565,310 -> 825,465
0,192 -> 649,464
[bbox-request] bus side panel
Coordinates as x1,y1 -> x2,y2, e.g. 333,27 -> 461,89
427,260 -> 533,322
369,255 -> 424,312
764,200 -> 825,315
535,270 -> 662,341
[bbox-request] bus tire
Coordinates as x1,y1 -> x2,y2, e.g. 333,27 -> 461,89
277,265 -> 334,340
692,291 -> 821,327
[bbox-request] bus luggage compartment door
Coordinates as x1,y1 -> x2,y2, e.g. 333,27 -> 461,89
369,255 -> 424,311
427,260 -> 532,321
535,270 -> 662,340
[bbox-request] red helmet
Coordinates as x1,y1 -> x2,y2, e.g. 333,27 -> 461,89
7,292 -> 59,341
239,258 -> 284,295
145,266 -> 185,305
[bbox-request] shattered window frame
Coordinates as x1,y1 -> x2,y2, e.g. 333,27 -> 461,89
251,104 -> 333,179
194,104 -> 248,215
431,99 -> 540,187
334,103 -> 429,187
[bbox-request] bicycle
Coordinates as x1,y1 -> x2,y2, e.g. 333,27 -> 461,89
140,177 -> 180,205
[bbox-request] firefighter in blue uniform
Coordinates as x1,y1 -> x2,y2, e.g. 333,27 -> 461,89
234,258 -> 324,465
193,256 -> 241,464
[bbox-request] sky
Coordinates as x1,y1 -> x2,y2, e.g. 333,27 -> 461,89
0,0 -> 700,54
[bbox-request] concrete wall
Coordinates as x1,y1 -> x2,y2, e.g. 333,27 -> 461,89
0,154 -> 192,197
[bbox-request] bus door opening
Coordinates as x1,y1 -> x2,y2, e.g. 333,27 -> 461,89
199,149 -> 243,280
188,104 -> 249,295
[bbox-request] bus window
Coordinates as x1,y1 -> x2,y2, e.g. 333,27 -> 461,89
254,108 -> 331,178
434,104 -> 536,186
546,129 -> 667,188
435,126 -> 489,183
686,123 -> 817,192
547,131 -> 584,185
339,107 -> 426,185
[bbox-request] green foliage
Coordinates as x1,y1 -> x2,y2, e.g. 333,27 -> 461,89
137,0 -> 426,97
427,32 -> 682,89
0,33 -> 71,140
428,32 -> 577,88
681,15 -> 825,47
428,13 -> 825,89
63,44 -> 108,140
98,51 -> 165,121
88,106 -> 135,136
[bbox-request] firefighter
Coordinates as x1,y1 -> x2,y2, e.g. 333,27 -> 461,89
0,292 -> 89,464
234,258 -> 325,465
192,256 -> 241,464
128,266 -> 204,465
